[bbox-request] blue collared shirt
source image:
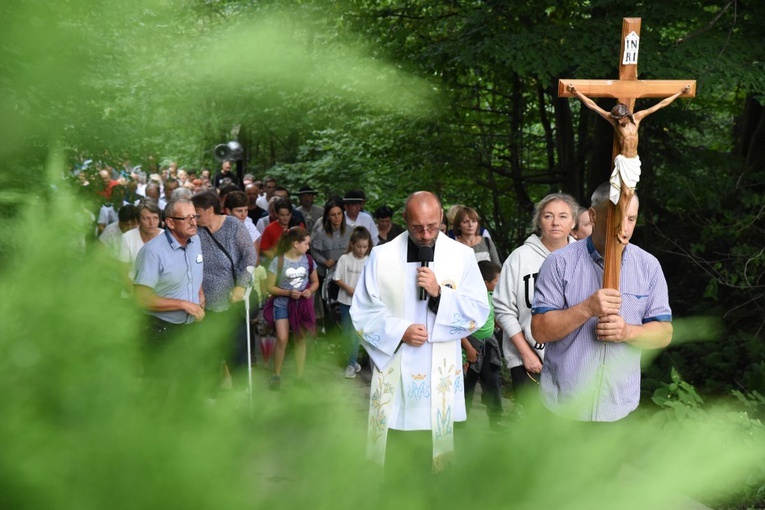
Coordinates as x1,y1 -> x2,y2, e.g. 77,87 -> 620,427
532,237 -> 671,421
134,229 -> 204,324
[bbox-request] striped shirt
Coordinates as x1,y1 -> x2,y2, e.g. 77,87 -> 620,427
532,237 -> 671,421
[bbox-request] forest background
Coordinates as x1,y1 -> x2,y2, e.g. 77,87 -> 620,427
0,0 -> 764,508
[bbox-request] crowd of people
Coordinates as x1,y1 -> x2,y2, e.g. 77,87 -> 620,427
81,158 -> 417,390
81,157 -> 672,471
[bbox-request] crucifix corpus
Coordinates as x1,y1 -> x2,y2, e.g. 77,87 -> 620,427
559,17 -> 695,289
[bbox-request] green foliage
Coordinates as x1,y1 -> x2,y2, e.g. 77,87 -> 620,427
651,127 -> 765,395
732,388 -> 765,423
652,366 -> 705,419
649,368 -> 765,509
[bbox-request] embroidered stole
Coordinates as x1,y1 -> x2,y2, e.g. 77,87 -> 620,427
367,234 -> 464,471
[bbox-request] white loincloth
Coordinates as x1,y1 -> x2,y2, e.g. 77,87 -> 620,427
610,155 -> 641,204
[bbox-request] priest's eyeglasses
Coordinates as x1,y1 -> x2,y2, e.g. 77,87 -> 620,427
409,223 -> 439,234
170,215 -> 200,223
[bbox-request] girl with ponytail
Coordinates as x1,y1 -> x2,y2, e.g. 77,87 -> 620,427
265,226 -> 319,390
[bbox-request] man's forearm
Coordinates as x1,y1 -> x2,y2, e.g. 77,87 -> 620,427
135,285 -> 190,313
531,302 -> 593,344
626,321 -> 673,349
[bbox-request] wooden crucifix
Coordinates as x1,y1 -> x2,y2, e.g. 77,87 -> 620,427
559,17 -> 695,289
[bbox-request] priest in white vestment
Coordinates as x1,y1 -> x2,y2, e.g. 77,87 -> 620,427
351,191 -> 490,470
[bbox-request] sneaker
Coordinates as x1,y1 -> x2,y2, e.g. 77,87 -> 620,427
269,374 -> 281,391
344,365 -> 357,379
354,362 -> 362,373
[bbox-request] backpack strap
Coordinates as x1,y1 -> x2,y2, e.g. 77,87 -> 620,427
306,254 -> 315,274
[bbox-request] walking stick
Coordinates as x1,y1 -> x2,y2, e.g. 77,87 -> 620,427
245,266 -> 256,416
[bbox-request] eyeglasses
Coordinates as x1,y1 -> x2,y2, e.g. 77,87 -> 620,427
409,224 -> 439,234
170,215 -> 200,223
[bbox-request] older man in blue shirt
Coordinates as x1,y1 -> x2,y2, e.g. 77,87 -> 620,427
134,198 -> 205,342
531,182 -> 672,421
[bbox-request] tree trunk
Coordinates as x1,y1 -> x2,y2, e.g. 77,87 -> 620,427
553,82 -> 579,200
736,95 -> 765,175
510,72 -> 533,216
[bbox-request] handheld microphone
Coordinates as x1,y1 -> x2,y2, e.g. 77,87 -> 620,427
417,246 -> 434,301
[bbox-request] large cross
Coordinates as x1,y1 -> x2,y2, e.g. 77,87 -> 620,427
559,17 -> 696,289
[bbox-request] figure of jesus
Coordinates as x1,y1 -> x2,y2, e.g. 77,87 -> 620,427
568,84 -> 690,243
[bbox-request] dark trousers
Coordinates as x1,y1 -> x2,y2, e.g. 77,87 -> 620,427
509,365 -> 542,408
143,316 -> 206,398
145,315 -> 188,350
464,342 -> 503,422
207,305 -> 250,368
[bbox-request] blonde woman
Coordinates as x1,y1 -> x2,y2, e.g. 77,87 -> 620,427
493,193 -> 579,401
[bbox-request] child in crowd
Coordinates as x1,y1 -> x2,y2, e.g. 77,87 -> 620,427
571,205 -> 593,240
461,260 -> 504,429
332,227 -> 372,379
265,227 -> 319,390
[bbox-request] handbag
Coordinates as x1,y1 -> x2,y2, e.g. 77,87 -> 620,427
325,267 -> 340,301
327,279 -> 340,301
262,295 -> 276,327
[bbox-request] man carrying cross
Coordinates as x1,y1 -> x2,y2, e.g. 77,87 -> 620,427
568,84 -> 690,243
530,182 -> 673,422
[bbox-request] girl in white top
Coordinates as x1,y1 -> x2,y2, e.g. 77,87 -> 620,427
333,226 -> 372,379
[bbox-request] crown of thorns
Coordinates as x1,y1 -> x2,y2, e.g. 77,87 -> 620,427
610,103 -> 635,123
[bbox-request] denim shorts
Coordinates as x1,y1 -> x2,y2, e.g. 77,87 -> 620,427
274,306 -> 289,320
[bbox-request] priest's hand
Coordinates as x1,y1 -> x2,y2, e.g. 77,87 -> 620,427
586,289 -> 621,318
402,324 -> 428,347
416,267 -> 440,298
596,314 -> 631,342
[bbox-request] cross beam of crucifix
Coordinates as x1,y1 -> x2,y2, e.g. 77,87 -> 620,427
559,17 -> 695,290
